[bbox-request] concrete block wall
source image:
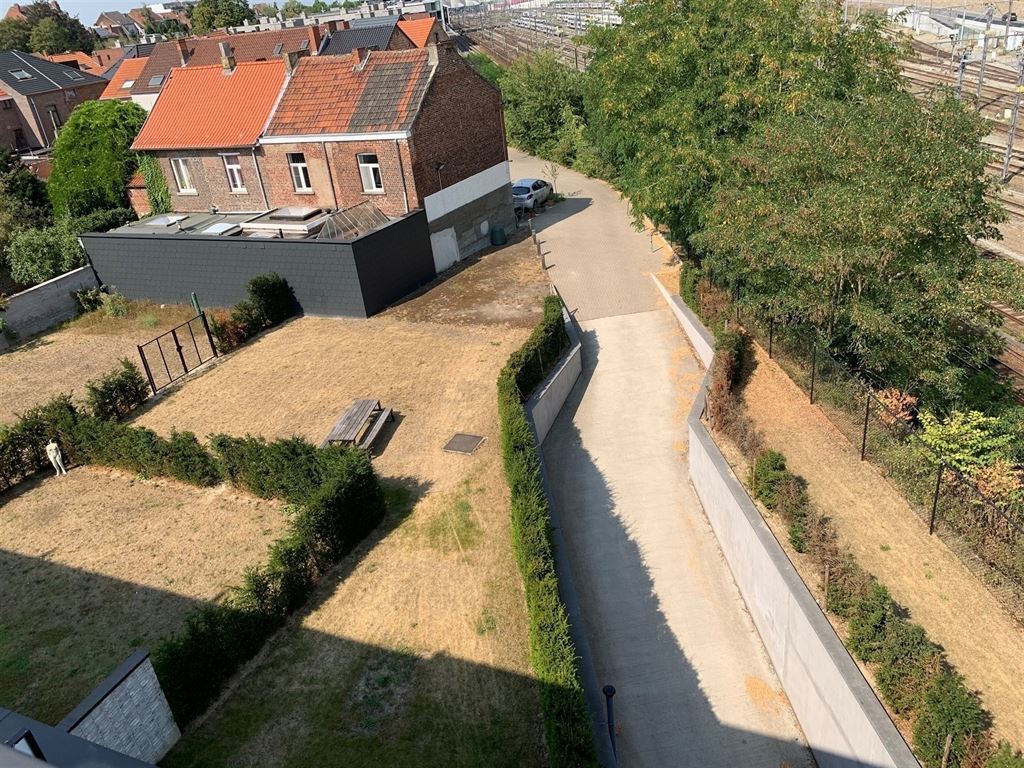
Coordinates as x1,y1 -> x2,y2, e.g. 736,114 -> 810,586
526,305 -> 582,444
0,266 -> 99,351
661,280 -> 918,768
427,183 -> 515,267
59,650 -> 179,764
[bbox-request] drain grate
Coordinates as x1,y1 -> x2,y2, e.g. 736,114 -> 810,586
443,433 -> 486,455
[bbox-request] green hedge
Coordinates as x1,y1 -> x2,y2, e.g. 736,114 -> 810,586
151,437 -> 386,724
497,295 -> 596,767
85,359 -> 150,420
209,273 -> 296,354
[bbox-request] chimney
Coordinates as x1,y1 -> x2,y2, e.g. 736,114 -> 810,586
219,41 -> 236,71
427,43 -> 438,67
175,38 -> 189,66
283,49 -> 305,74
353,47 -> 370,69
306,24 -> 322,53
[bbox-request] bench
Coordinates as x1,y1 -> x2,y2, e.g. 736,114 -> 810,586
321,399 -> 394,450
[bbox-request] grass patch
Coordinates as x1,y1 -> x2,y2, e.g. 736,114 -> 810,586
423,488 -> 482,552
68,300 -> 195,336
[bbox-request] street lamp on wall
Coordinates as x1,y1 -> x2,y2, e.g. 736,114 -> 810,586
435,161 -> 446,190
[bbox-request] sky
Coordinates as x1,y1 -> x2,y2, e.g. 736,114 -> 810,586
60,0 -> 146,26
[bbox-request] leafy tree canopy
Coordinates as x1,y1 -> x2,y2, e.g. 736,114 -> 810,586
189,0 -> 253,34
0,17 -> 31,50
0,149 -> 51,273
499,51 -> 584,159
692,91 -> 1003,402
22,2 -> 94,53
48,100 -> 148,218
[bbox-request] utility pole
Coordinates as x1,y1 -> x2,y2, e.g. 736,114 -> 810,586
978,5 -> 995,103
1002,53 -> 1024,182
957,50 -> 970,98
1007,0 -> 1015,49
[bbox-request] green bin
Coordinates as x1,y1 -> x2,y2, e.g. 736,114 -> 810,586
490,226 -> 507,246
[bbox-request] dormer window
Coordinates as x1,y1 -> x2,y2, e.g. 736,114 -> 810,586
9,69 -> 32,81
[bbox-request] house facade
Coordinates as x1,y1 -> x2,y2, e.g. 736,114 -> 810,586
132,41 -> 513,268
0,52 -> 106,151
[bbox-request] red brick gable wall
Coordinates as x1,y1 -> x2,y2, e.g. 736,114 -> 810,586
407,45 -> 507,203
0,99 -> 28,152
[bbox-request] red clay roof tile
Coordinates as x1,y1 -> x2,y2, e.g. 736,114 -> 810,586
100,56 -> 148,100
396,18 -> 440,48
132,60 -> 287,150
265,49 -> 434,137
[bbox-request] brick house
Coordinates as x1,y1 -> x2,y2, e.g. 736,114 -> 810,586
129,26 -> 324,110
132,41 -> 513,268
318,15 -> 445,55
100,56 -> 149,99
0,51 -> 106,151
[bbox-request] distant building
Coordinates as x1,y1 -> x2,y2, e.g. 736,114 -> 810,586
0,51 -> 106,152
93,9 -> 145,37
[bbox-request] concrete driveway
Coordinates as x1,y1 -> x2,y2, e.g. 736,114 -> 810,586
510,150 -> 812,767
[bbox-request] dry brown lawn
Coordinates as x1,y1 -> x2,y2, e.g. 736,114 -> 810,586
732,344 -> 1024,746
0,466 -> 284,725
0,302 -> 195,423
145,236 -> 552,766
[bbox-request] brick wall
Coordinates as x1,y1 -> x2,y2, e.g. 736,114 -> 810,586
0,99 -> 28,152
261,140 -> 417,216
26,82 -> 107,148
58,651 -> 180,765
155,149 -> 268,213
407,44 -> 507,203
128,186 -> 150,217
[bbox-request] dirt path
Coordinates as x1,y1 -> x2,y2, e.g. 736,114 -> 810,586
742,344 -> 1024,745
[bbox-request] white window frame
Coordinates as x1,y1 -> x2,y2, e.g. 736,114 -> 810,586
222,153 -> 245,193
170,157 -> 196,194
287,152 -> 312,193
122,79 -> 135,89
357,153 -> 384,193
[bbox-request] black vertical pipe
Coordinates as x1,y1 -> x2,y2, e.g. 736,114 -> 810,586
768,317 -> 774,358
138,344 -> 157,396
171,327 -> 187,375
603,685 -> 617,758
929,465 -> 944,535
809,341 -> 818,404
860,391 -> 871,461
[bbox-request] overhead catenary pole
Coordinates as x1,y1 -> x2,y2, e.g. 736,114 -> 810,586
957,50 -> 970,98
977,5 -> 995,103
1006,0 -> 1015,48
1001,54 -> 1024,181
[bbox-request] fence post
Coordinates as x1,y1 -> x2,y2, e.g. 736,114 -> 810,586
768,317 -> 774,359
809,341 -> 818,404
929,464 -> 944,535
170,327 -> 188,375
603,685 -> 617,758
860,391 -> 871,460
137,344 -> 157,396
199,311 -> 218,358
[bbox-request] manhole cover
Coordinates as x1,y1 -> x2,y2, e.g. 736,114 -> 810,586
443,433 -> 485,454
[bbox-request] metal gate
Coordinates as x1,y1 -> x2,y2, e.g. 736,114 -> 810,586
137,314 -> 217,394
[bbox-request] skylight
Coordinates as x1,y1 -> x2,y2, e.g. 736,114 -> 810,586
9,69 -> 32,81
148,214 -> 187,227
122,79 -> 135,88
273,42 -> 283,55
64,70 -> 84,81
148,74 -> 165,86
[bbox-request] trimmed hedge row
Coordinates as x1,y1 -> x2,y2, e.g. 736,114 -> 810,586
153,438 -> 386,724
209,272 -> 296,353
497,295 -> 597,767
0,358 -> 150,490
749,445 -> 1020,768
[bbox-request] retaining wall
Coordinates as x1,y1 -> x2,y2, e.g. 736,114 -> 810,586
525,305 -> 583,444
0,267 -> 99,351
58,650 -> 179,764
662,281 -> 917,768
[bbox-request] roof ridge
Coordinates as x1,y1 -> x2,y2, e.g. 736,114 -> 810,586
177,59 -> 287,72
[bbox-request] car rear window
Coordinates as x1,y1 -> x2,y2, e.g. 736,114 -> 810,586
512,186 -> 531,195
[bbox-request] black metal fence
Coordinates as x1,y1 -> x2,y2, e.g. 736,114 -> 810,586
731,304 -> 1024,622
137,314 -> 217,394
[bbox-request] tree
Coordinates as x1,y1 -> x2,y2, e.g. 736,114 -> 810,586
22,2 -> 94,53
29,17 -> 71,54
499,52 -> 584,159
7,224 -> 84,284
280,0 -> 304,17
0,150 -> 51,278
48,100 -> 148,218
0,18 -> 31,50
188,0 -> 253,34
692,91 -> 1003,404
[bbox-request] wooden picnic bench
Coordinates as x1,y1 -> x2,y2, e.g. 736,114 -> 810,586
321,398 -> 394,450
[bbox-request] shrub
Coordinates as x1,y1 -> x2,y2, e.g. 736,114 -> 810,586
502,295 -> 570,400
246,273 -> 295,326
102,292 -> 130,318
72,417 -> 164,476
774,474 -> 809,552
920,410 -> 1012,477
825,552 -> 871,618
84,359 -> 149,421
162,430 -> 219,486
751,450 -> 789,509
988,743 -> 1024,768
875,618 -> 940,715
230,299 -> 266,338
7,224 -> 85,285
208,310 -> 247,354
0,395 -> 79,490
913,671 -> 990,768
847,581 -> 893,662
210,435 -> 322,502
72,285 -> 104,313
679,258 -> 702,314
497,295 -> 597,768
70,207 -> 136,234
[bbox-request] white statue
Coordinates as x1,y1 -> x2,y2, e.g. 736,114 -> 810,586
45,440 -> 66,476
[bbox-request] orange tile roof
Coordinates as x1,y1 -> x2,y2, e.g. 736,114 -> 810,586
38,51 -> 102,73
0,87 -> 8,99
132,60 -> 287,150
100,56 -> 148,100
396,18 -> 439,48
265,49 -> 434,137
128,170 -> 145,188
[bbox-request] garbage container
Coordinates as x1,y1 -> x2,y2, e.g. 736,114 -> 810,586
490,226 -> 507,247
